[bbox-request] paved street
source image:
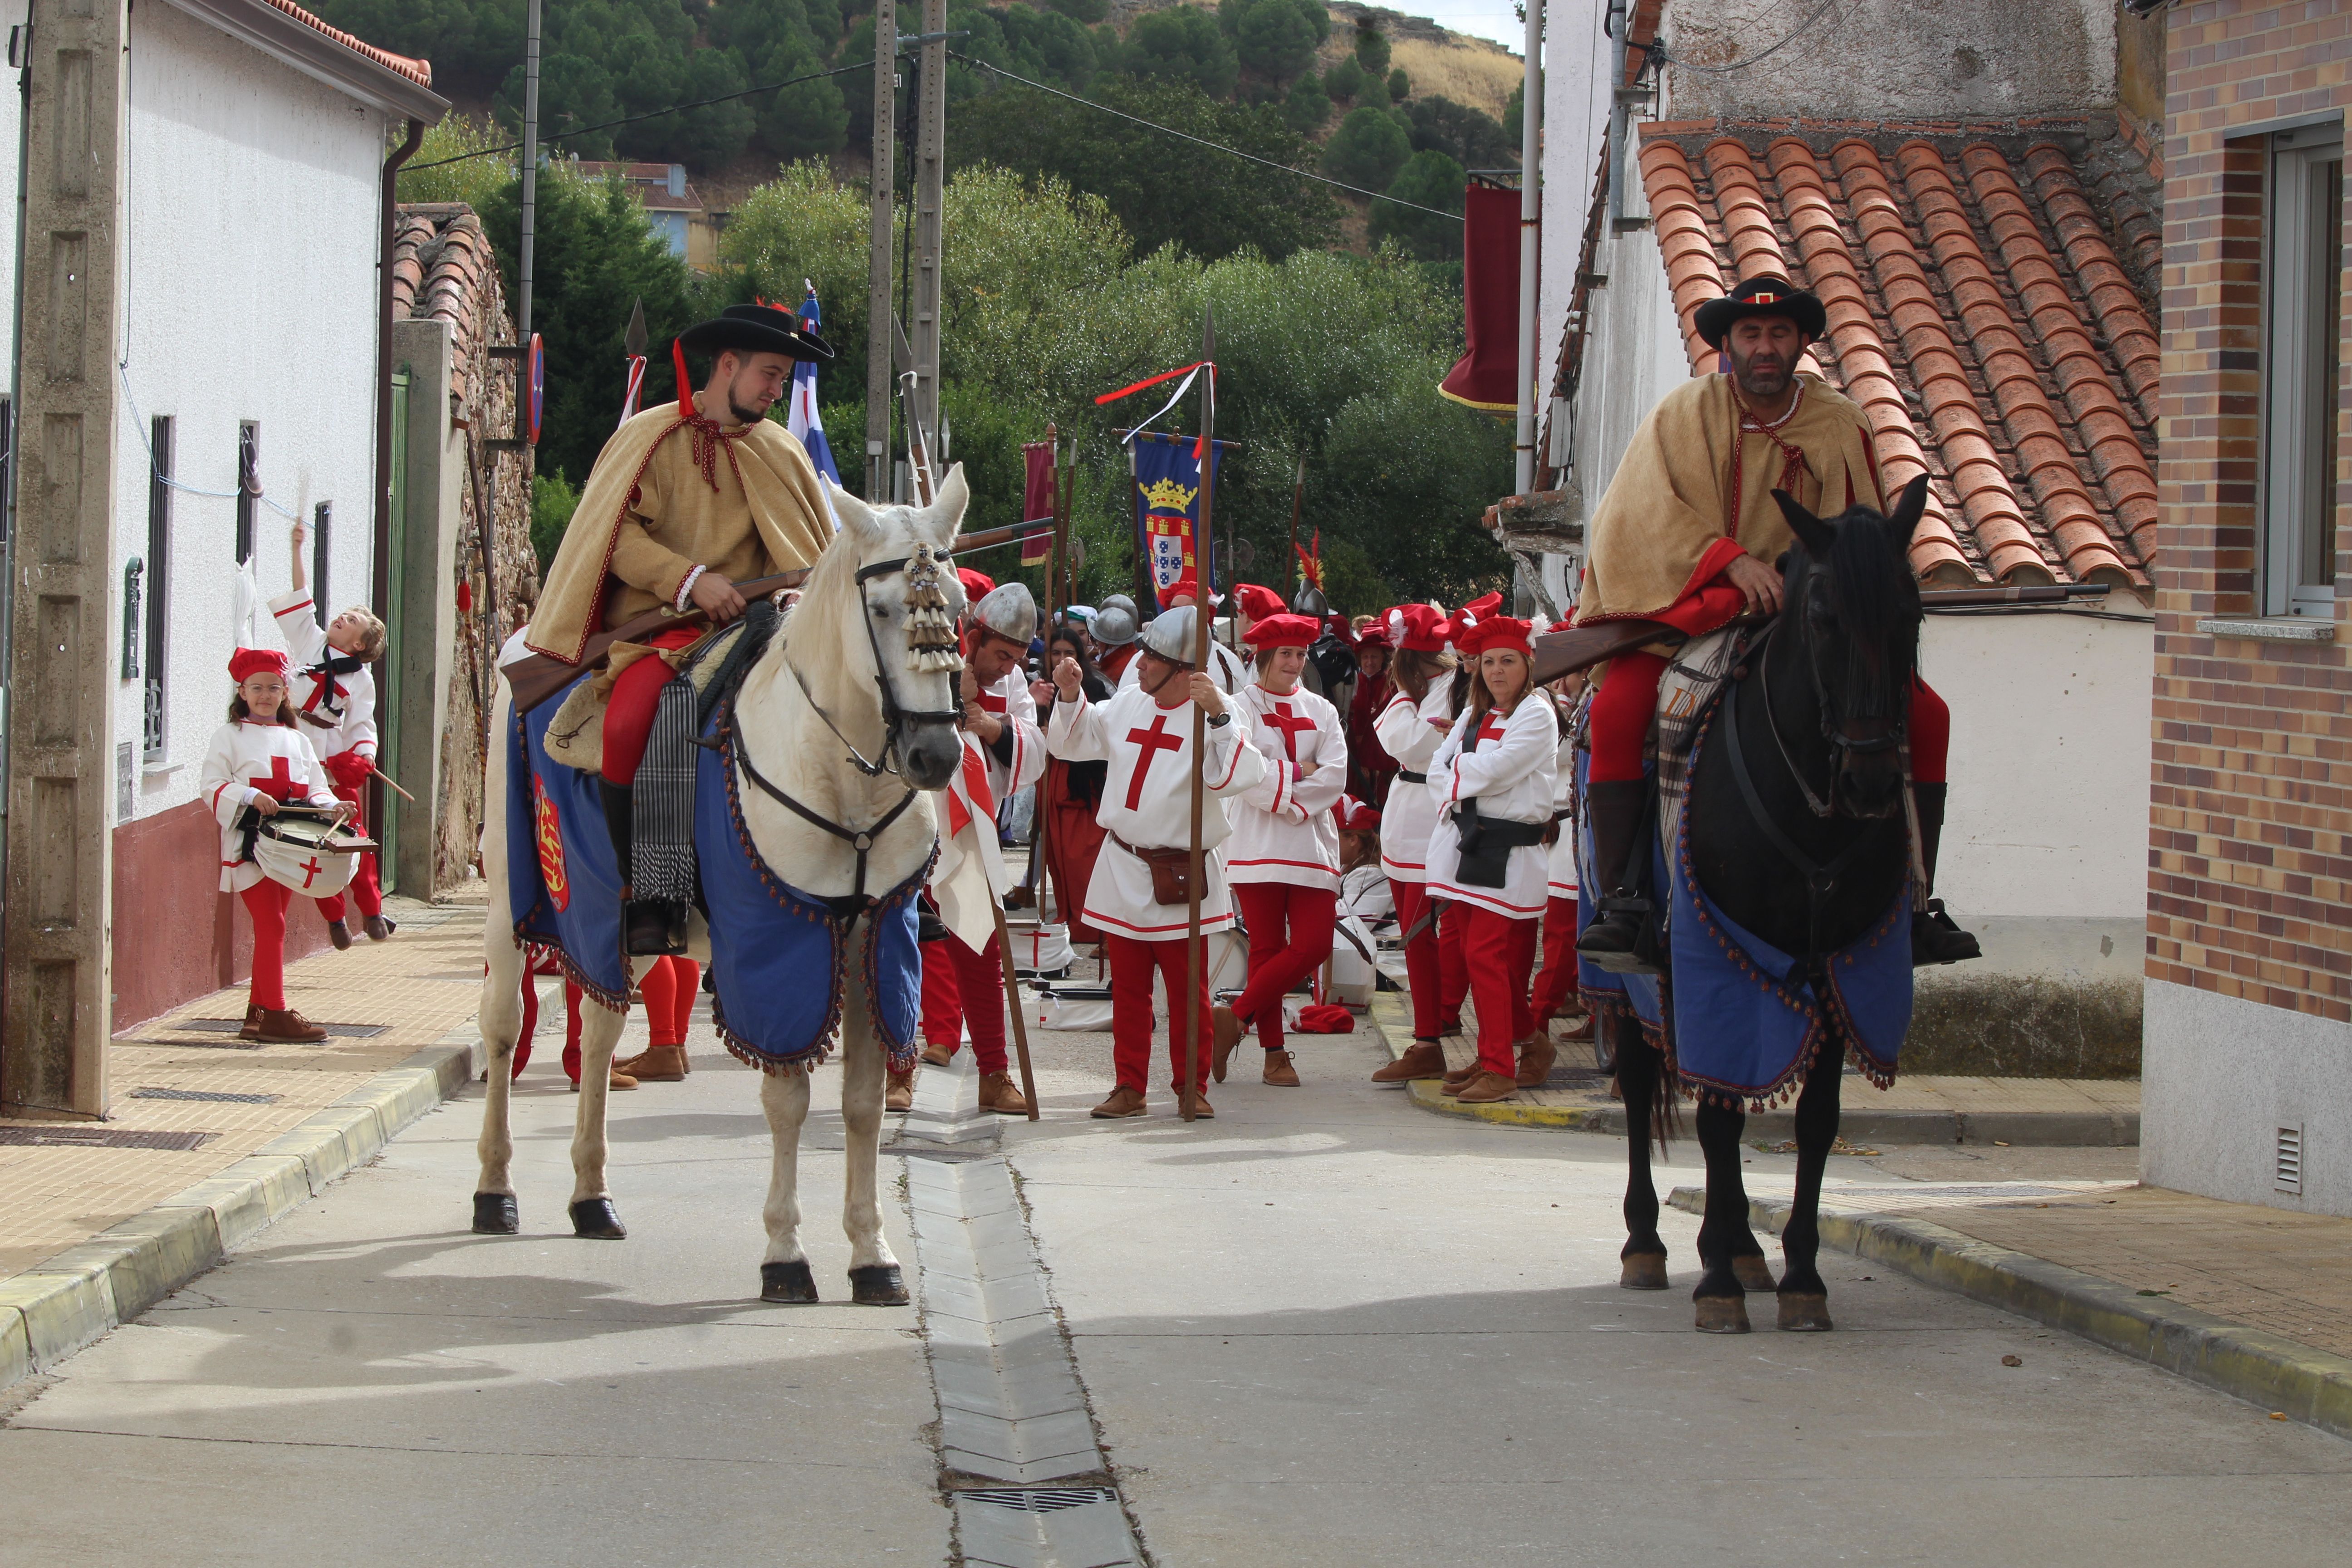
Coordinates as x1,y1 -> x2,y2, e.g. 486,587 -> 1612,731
3,997 -> 2349,1567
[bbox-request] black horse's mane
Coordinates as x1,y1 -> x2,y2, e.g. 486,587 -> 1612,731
1788,503 -> 1922,719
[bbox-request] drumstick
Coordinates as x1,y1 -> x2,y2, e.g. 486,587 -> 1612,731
363,764 -> 418,804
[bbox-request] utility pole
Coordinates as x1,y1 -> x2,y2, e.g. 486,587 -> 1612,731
1514,0 -> 1542,495
865,0 -> 897,500
518,0 -> 541,340
910,0 -> 947,446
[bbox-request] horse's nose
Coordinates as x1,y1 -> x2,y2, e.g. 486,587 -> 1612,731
901,724 -> 962,792
1837,757 -> 1906,819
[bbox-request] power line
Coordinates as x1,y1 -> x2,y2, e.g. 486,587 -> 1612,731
948,55 -> 1462,220
1655,0 -> 1844,76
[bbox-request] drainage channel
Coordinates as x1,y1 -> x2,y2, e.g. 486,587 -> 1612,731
896,1050 -> 1144,1568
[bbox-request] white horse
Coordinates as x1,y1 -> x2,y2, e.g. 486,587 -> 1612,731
471,468 -> 970,1305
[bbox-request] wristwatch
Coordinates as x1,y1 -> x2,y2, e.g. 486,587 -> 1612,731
1206,712 -> 1231,728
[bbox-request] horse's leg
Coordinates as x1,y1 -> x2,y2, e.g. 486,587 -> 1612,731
1691,1098 -> 1752,1332
756,1066 -> 817,1302
838,950 -> 909,1306
1777,1048 -> 1845,1331
473,683 -> 524,1235
566,970 -> 637,1240
1694,1098 -> 1775,1294
1615,1016 -> 1668,1289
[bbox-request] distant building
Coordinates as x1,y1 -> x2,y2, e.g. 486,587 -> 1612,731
565,160 -> 726,272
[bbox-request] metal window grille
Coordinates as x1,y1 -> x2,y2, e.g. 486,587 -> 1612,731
2261,126 -> 2344,619
235,421 -> 259,564
2277,1127 -> 2304,1194
144,416 -> 173,760
312,500 -> 330,620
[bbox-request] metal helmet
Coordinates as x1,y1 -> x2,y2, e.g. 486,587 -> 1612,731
1101,593 -> 1138,618
1138,606 -> 1199,664
1089,603 -> 1140,647
1291,585 -> 1329,618
971,582 -> 1038,646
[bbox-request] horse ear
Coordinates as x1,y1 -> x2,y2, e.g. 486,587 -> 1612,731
827,475 -> 882,546
1771,489 -> 1836,559
1885,475 -> 1930,546
923,463 -> 970,549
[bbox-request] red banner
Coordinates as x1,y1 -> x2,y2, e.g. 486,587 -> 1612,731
1439,182 -> 1526,414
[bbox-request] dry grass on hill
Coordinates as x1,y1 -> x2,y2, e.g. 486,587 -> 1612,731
1389,36 -> 1521,122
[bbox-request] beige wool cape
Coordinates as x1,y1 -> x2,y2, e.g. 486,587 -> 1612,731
527,402 -> 835,666
1573,373 -> 1885,629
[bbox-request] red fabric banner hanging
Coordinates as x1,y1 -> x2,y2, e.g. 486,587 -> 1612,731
1439,182 -> 1527,414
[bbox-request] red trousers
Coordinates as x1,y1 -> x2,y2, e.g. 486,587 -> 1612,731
1231,883 -> 1338,1053
1589,652 -> 1950,784
1462,906 -> 1538,1075
918,931 -> 1010,1075
601,626 -> 705,786
1390,881 -> 1471,1040
1529,896 -> 1582,1022
240,880 -> 293,1011
637,955 -> 701,1048
314,783 -> 382,922
1105,934 -> 1212,1094
1438,900 -> 1468,1027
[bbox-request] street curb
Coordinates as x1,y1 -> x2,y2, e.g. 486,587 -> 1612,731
1666,1186 -> 2352,1443
0,1028 -> 483,1393
1371,992 -> 2138,1145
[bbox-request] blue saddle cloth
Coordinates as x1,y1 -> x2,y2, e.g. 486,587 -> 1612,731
1575,718 -> 1911,1108
507,674 -> 926,1073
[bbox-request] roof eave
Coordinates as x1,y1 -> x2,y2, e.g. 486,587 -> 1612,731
160,0 -> 448,123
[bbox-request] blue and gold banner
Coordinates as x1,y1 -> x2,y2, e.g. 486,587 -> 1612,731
1129,431 -> 1228,609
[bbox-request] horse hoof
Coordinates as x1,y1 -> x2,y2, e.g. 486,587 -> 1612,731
761,1260 -> 818,1303
471,1193 -> 519,1235
568,1198 -> 627,1240
849,1264 -> 910,1306
1777,1291 -> 1834,1332
1733,1255 -> 1778,1293
1694,1295 -> 1752,1334
1620,1253 -> 1669,1290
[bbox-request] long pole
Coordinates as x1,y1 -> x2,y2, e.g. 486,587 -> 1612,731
1285,456 -> 1305,599
866,0 -> 897,499
911,0 -> 947,444
1514,0 -> 1542,495
1180,309 -> 1216,1122
990,903 -> 1042,1121
518,0 -> 541,340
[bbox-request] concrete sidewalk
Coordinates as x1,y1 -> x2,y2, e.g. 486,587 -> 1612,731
1367,989 -> 2142,1145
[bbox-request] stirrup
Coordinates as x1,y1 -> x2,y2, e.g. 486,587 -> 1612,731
1578,896 -> 1662,976
1910,899 -> 1980,967
624,898 -> 689,957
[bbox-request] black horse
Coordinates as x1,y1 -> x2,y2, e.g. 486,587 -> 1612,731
1615,476 -> 1927,1334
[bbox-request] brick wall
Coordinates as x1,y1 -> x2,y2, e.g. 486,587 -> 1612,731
2153,1 -> 2352,1020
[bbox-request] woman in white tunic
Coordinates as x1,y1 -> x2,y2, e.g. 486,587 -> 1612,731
1212,613 -> 1348,1088
1423,616 -> 1557,1104
197,648 -> 343,1044
1366,603 -> 1459,1083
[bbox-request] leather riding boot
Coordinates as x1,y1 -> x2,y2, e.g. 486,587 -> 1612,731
1576,780 -> 1660,973
1909,783 -> 1982,966
601,780 -> 686,957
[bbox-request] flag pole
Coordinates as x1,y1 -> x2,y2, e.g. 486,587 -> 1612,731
1180,308 -> 1216,1122
1286,455 -> 1305,599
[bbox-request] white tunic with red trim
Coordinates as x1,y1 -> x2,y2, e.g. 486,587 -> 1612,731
930,681 -> 1046,952
269,588 -> 377,769
1046,684 -> 1266,942
1226,681 -> 1347,892
1424,696 -> 1558,919
1546,706 -> 1579,903
1372,685 -> 1455,885
197,719 -> 340,892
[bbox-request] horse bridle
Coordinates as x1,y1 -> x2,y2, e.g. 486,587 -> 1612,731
1755,568 -> 1905,821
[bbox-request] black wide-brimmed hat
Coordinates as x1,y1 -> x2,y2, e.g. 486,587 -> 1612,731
677,302 -> 836,362
1694,275 -> 1827,349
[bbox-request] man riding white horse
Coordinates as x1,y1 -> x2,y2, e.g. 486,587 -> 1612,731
528,301 -> 837,955
1573,275 -> 1979,970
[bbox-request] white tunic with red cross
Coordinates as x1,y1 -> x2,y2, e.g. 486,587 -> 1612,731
269,588 -> 377,771
929,677 -> 1047,953
1423,695 -> 1559,919
1045,683 -> 1266,942
197,718 -> 341,892
1372,684 -> 1456,885
1226,681 -> 1348,892
971,667 -> 1041,805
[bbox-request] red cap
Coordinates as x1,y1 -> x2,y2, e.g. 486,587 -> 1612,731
1158,573 -> 1219,610
1337,796 -> 1382,833
1382,603 -> 1449,653
1456,590 -> 1504,627
229,647 -> 289,684
1242,612 -> 1319,649
1233,582 -> 1285,622
1455,615 -> 1534,658
957,567 -> 996,603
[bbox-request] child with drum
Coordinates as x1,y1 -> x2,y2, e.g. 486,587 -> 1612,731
199,648 -> 349,1043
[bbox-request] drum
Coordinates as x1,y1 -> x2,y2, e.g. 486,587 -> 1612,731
253,808 -> 376,898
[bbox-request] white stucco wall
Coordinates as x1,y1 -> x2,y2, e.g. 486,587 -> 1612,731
0,0 -> 26,357
1538,0 -> 1610,409
2144,981 -> 2352,1216
110,0 -> 387,819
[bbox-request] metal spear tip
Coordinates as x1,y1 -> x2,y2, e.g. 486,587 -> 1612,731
625,297 -> 647,359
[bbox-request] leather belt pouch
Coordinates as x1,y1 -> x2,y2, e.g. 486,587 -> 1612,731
1452,800 -> 1544,889
1114,833 -> 1194,905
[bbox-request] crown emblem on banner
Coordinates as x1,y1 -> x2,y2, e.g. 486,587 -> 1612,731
1141,476 -> 1197,512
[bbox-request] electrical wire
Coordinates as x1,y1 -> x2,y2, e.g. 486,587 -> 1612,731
1655,0 -> 1844,76
947,54 -> 1461,220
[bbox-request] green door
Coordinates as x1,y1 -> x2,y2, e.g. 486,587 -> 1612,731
379,370 -> 409,892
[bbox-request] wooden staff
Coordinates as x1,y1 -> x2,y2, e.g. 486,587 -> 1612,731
1180,309 -> 1217,1122
1286,455 -> 1305,599
990,900 -> 1042,1121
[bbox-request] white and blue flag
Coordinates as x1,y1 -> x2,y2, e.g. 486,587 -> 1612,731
787,285 -> 841,489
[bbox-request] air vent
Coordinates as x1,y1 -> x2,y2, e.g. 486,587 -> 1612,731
2276,1127 -> 2304,1194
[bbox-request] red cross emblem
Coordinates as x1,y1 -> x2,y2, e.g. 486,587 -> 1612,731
296,855 -> 327,888
255,754 -> 302,802
1261,700 -> 1317,764
1123,714 -> 1186,810
1474,712 -> 1509,749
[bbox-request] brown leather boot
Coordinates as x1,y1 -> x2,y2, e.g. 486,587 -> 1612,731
1515,1032 -> 1557,1088
1453,1069 -> 1519,1103
239,1004 -> 264,1040
1210,1004 -> 1243,1083
1090,1084 -> 1147,1118
614,1044 -> 687,1082
570,1066 -> 638,1092
1261,1049 -> 1300,1087
326,920 -> 353,951
1372,1040 -> 1447,1083
254,1008 -> 328,1044
978,1071 -> 1030,1115
921,1042 -> 954,1067
886,1068 -> 916,1111
1442,1059 -> 1481,1088
1181,1086 -> 1214,1119
1555,1010 -> 1595,1042
363,914 -> 398,941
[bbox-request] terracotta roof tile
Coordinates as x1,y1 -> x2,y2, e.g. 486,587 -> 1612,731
264,0 -> 432,88
1633,122 -> 2159,587
392,204 -> 512,404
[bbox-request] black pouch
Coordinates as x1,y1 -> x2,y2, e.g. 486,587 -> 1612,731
1452,800 -> 1511,888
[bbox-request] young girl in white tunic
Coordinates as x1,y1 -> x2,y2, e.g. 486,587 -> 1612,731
197,648 -> 344,1043
1423,616 -> 1557,1103
1366,603 -> 1459,1084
